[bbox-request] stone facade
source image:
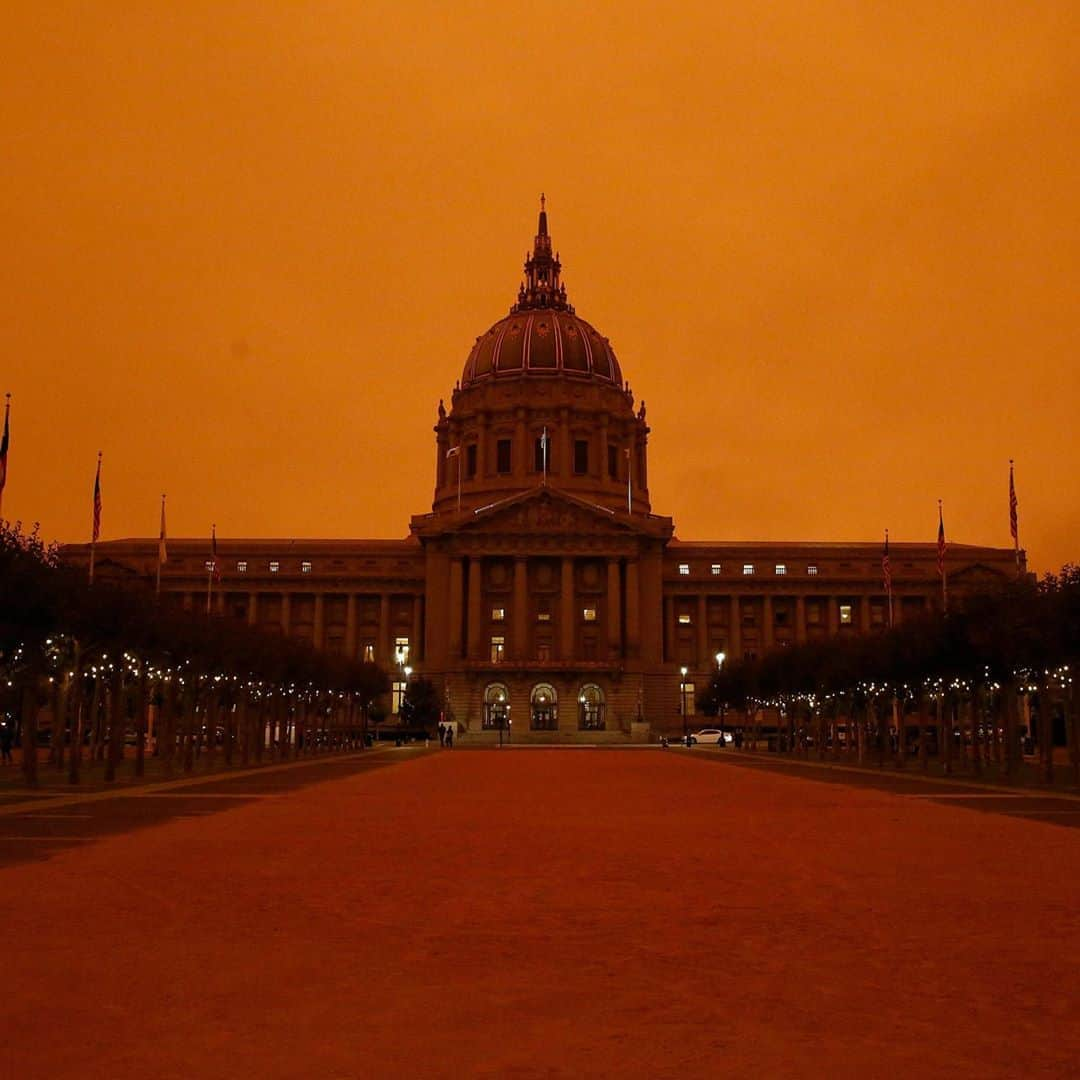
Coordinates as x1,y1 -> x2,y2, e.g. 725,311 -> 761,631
71,202 -> 1024,740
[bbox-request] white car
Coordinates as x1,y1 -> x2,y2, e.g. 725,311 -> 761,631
690,728 -> 733,745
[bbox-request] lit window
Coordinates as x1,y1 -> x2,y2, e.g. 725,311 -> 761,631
678,563 -> 690,576
537,612 -> 551,623
680,680 -> 696,717
237,560 -> 247,573
775,564 -> 786,576
582,607 -> 597,622
711,564 -> 722,575
491,607 -> 506,622
269,561 -> 280,573
301,561 -> 312,574
362,643 -> 375,663
743,564 -> 755,576
678,613 -> 692,625
807,565 -> 819,576
394,637 -> 410,664
205,560 -> 215,572
391,680 -> 406,714
490,635 -> 505,664
839,604 -> 853,625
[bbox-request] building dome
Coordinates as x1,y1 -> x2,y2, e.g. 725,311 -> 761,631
460,197 -> 623,390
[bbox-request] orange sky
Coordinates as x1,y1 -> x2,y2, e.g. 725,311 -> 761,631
3,3 -> 1078,571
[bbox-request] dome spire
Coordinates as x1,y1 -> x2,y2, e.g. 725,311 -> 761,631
512,195 -> 572,313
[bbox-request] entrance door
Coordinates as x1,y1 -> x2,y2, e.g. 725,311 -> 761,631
530,683 -> 558,731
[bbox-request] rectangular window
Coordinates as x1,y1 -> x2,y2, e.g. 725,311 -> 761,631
574,439 -> 589,475
465,443 -> 477,479
807,604 -> 822,625
536,643 -> 552,661
537,612 -> 551,623
607,443 -> 618,479
205,560 -> 216,573
391,680 -> 406,715
496,438 -> 512,474
711,563 -> 722,575
490,635 -> 505,664
237,560 -> 248,574
394,636 -> 410,663
582,607 -> 597,622
871,603 -> 886,626
534,436 -> 547,473
775,564 -> 786,576
301,561 -> 312,574
491,607 -> 506,622
269,561 -> 280,573
807,565 -> 819,576
742,564 -> 755,576
678,563 -> 690,576
678,613 -> 692,625
680,681 -> 696,718
362,642 -> 375,663
839,604 -> 853,625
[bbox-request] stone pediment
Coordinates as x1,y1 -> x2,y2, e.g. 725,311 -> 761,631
411,487 -> 673,545
949,562 -> 1011,587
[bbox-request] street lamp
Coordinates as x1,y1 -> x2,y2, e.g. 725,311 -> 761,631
715,652 -> 726,741
680,665 -> 689,746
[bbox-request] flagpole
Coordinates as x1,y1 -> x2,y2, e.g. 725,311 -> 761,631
446,445 -> 461,513
1009,458 -> 1020,574
207,523 -> 215,616
541,426 -> 548,487
884,528 -> 893,628
0,392 -> 10,520
938,499 -> 948,612
89,451 -> 102,586
156,493 -> 167,599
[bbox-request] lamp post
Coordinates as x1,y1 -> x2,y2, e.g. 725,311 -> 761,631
715,652 -> 726,741
680,665 -> 689,746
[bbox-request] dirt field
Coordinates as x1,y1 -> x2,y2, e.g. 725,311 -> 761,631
7,749 -> 1080,1078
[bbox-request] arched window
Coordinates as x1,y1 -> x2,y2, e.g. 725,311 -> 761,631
578,684 -> 606,731
530,683 -> 558,731
483,683 -> 510,730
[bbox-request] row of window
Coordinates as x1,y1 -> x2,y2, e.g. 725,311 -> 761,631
206,560 -> 314,575
451,437 -> 626,480
491,606 -> 598,623
674,602 -> 873,627
678,562 -> 819,577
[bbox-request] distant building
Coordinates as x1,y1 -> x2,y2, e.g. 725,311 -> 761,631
73,202 -> 1023,740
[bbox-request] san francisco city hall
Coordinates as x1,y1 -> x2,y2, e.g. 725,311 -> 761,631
82,203 -> 1023,741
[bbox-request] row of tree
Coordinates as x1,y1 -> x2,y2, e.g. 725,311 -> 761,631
698,568 -> 1080,785
0,520 -> 393,787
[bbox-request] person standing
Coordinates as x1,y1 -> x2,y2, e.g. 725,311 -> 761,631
445,724 -> 454,749
0,720 -> 12,765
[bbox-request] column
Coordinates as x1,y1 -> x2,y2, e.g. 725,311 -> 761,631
624,559 -> 640,659
795,594 -> 806,644
247,592 -> 258,627
476,413 -> 488,478
281,593 -> 291,637
515,408 -> 528,482
513,557 -> 528,660
559,408 -> 571,480
606,558 -> 622,658
762,594 -> 774,649
599,416 -> 609,486
729,596 -> 742,660
467,557 -> 483,660
663,596 -> 676,664
638,547 -> 663,664
411,594 -> 423,663
696,594 -> 708,667
859,594 -> 872,633
448,559 -> 464,660
215,590 -> 226,616
379,593 -> 392,661
826,596 -> 839,636
313,594 -> 325,651
560,556 -> 575,660
345,594 -> 357,658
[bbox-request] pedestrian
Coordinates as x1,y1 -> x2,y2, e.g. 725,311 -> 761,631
445,724 -> 454,749
438,723 -> 446,747
0,721 -> 12,765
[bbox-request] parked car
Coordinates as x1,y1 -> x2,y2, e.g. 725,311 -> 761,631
691,728 -> 733,745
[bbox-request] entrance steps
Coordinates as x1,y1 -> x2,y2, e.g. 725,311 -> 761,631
459,729 -> 638,746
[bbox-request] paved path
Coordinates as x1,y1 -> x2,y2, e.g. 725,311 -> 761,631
8,749 -> 1080,1078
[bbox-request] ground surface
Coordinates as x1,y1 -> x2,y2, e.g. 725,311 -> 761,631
7,748 -> 1080,1079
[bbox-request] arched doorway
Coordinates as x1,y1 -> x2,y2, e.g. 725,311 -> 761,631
483,683 -> 510,730
578,684 -> 606,730
531,683 -> 558,731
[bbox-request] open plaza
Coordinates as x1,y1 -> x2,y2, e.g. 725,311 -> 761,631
5,746 -> 1080,1078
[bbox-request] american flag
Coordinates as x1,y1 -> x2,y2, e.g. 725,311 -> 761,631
1009,460 -> 1018,544
158,494 -> 168,566
936,502 -> 946,578
92,454 -> 102,543
882,529 -> 892,595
